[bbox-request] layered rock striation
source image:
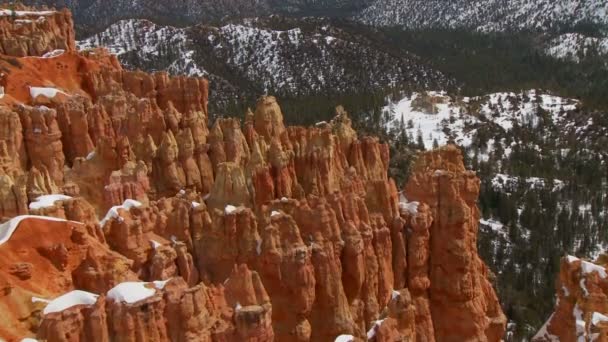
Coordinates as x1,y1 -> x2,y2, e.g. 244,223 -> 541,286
0,6 -> 505,342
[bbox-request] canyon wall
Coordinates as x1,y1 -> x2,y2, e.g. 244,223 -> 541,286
0,6 -> 505,342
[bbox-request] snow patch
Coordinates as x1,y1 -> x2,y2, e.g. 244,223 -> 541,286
40,49 -> 65,58
43,290 -> 99,315
367,319 -> 386,339
0,215 -> 67,245
29,194 -> 72,210
225,205 -> 238,215
0,10 -> 56,17
592,312 -> 608,326
399,201 -> 419,215
334,335 -> 355,342
107,280 -> 170,304
99,199 -> 142,228
574,304 -> 587,341
29,86 -> 67,99
150,240 -> 162,249
533,313 -> 560,341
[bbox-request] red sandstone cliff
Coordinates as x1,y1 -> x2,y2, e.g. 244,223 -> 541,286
0,6 -> 505,342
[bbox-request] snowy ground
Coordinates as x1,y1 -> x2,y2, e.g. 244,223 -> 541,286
384,89 -> 579,151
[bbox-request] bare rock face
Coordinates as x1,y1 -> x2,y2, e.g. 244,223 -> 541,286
533,255 -> 608,341
0,6 -> 76,57
405,145 -> 507,341
0,7 -> 506,342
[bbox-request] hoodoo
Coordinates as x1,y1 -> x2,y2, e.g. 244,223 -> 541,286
0,5 -> 505,341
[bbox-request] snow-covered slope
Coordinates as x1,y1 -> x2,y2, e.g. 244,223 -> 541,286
357,0 -> 608,32
545,33 -> 608,62
78,17 -> 453,108
385,89 -> 579,152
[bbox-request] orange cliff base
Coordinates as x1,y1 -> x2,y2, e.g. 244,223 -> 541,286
0,5 -> 506,342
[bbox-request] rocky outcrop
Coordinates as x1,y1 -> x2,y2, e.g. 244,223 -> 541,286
0,8 -> 505,342
404,146 -> 507,341
0,5 -> 76,57
533,255 -> 608,341
0,217 -> 136,339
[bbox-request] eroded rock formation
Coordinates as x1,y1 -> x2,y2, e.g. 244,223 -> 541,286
0,5 -> 75,57
0,6 -> 505,342
533,255 -> 608,341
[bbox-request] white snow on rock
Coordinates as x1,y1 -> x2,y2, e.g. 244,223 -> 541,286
150,240 -> 162,249
271,210 -> 281,218
574,304 -> 587,341
533,313 -> 560,341
334,335 -> 355,342
592,312 -> 608,326
85,151 -> 96,160
40,49 -> 65,58
20,339 -> 38,342
31,296 -> 50,304
29,194 -> 72,210
99,199 -> 142,228
0,10 -> 55,17
391,290 -> 401,300
191,201 -> 201,208
225,205 -> 238,215
565,255 -> 607,278
367,319 -> 386,339
107,280 -> 170,304
29,86 -> 68,99
399,200 -> 419,215
581,260 -> 607,279
566,255 -> 580,263
280,197 -> 289,203
0,215 -> 67,246
43,290 -> 99,315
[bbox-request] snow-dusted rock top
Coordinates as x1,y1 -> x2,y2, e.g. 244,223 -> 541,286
106,280 -> 170,304
334,335 -> 355,342
0,10 -> 56,17
99,199 -> 143,228
29,86 -> 67,99
565,255 -> 607,278
366,319 -> 386,339
225,204 -> 238,215
29,194 -> 72,210
0,215 -> 67,246
42,290 -> 99,315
